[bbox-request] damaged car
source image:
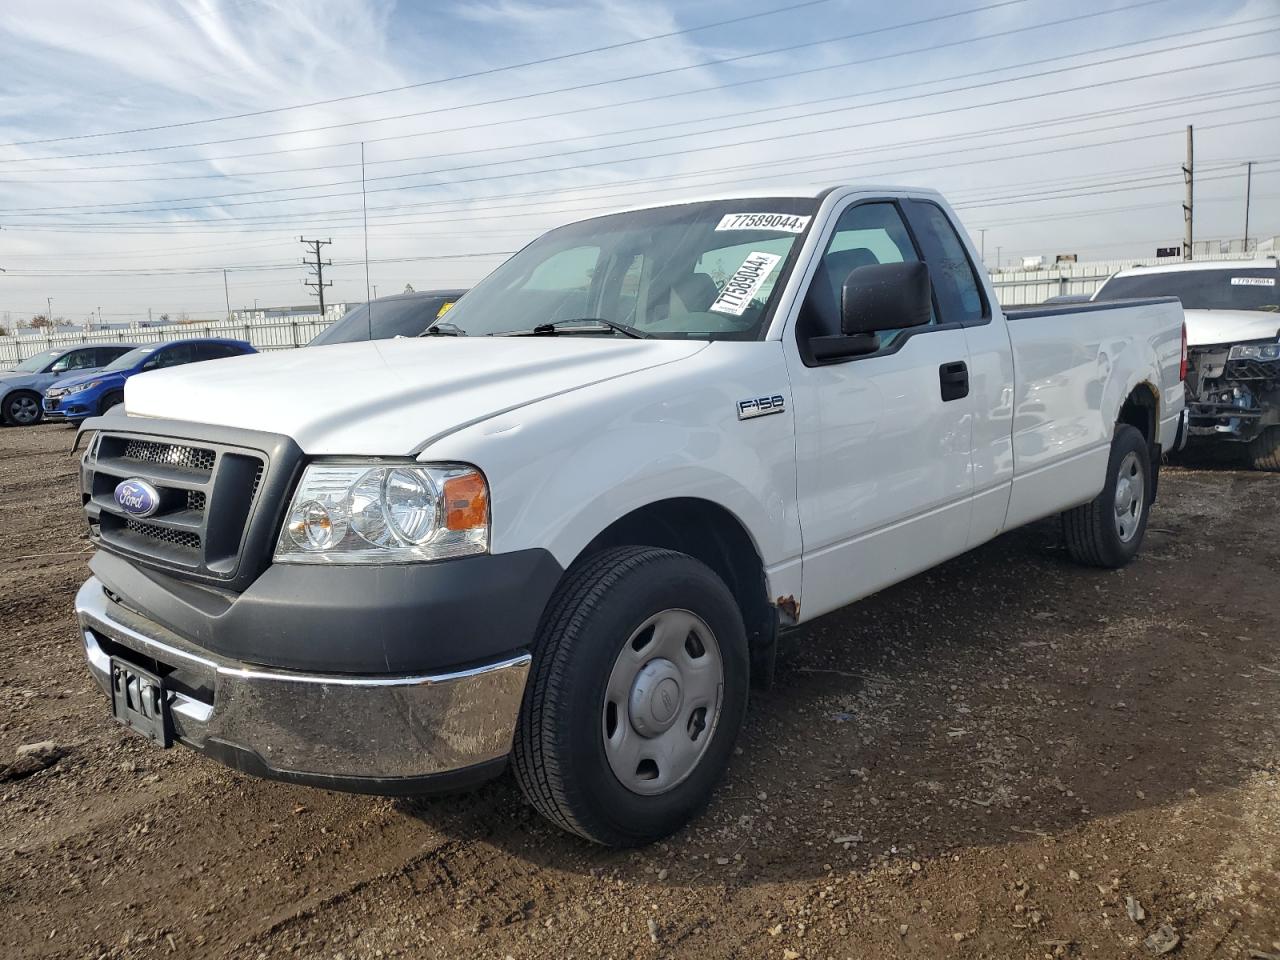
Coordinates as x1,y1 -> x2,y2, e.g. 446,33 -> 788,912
1093,259 -> 1280,470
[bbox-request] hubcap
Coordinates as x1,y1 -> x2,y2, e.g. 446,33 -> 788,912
10,395 -> 39,425
602,609 -> 724,796
1113,450 -> 1145,543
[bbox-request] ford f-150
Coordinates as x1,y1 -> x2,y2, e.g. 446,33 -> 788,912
72,186 -> 1186,846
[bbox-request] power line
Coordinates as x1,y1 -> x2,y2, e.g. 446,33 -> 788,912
9,86 -> 1275,237
7,10 -> 1267,205
10,58 -> 1276,227
0,0 -> 858,148
0,0 -> 1198,180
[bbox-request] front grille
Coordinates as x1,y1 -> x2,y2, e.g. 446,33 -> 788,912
83,430 -> 268,581
122,438 -> 215,474
126,519 -> 202,550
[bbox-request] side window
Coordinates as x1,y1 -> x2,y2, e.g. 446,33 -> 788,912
193,343 -> 237,361
47,352 -> 74,373
94,347 -> 126,366
146,345 -> 193,369
904,200 -> 987,325
63,349 -> 99,371
800,202 -> 925,349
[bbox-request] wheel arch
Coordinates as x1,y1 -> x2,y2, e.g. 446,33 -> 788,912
571,497 -> 779,686
1116,380 -> 1161,500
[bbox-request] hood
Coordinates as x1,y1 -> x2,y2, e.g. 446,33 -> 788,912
52,369 -> 124,391
124,336 -> 708,454
0,371 -> 37,388
1184,309 -> 1280,347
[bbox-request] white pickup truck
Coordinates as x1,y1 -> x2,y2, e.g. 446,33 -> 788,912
1093,259 -> 1280,469
74,186 -> 1186,846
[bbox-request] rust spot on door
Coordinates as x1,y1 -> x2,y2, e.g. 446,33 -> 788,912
775,594 -> 799,623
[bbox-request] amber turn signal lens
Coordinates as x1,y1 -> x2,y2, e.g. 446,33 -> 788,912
443,471 -> 488,531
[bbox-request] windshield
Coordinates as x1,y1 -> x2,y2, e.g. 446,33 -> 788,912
12,349 -> 62,373
1094,266 -> 1280,311
309,295 -> 462,346
438,198 -> 820,339
102,346 -> 155,372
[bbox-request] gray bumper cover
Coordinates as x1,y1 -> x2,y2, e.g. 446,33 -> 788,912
76,577 -> 531,790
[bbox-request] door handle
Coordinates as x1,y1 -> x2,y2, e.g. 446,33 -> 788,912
939,361 -> 969,402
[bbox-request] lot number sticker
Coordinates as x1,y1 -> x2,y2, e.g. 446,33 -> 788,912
710,251 -> 782,316
715,212 -> 811,234
1230,276 -> 1276,286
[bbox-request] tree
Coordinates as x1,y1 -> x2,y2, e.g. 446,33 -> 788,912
404,283 -> 415,293
158,313 -> 170,323
29,314 -> 51,329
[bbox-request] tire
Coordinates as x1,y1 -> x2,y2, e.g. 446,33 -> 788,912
1062,424 -> 1151,568
100,391 -> 124,414
1248,425 -> 1280,472
1,391 -> 43,427
512,546 -> 749,846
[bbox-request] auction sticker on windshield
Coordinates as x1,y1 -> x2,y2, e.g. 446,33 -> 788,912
1231,277 -> 1276,286
715,213 -> 811,233
710,251 -> 782,316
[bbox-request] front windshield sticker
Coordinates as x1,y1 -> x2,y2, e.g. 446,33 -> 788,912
715,212 -> 811,234
710,251 -> 782,316
1231,276 -> 1276,286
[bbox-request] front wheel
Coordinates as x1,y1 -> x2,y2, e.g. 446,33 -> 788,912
1061,424 -> 1151,568
2,391 -> 43,426
100,391 -> 124,415
1248,425 -> 1280,472
512,546 -> 749,846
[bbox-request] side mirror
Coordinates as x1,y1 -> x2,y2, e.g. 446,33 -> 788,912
840,261 -> 932,335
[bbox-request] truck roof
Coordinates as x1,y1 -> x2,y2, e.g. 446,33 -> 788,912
1111,258 -> 1278,278
593,184 -> 945,218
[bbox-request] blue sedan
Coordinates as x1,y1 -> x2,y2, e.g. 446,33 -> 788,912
1,344 -> 137,426
43,338 -> 255,424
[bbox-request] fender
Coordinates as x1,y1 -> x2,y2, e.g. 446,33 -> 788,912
423,340 -> 805,605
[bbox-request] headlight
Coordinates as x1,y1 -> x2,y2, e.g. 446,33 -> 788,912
273,461 -> 489,564
1228,342 -> 1280,361
65,380 -> 102,395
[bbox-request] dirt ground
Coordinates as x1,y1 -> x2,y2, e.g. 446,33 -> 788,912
0,422 -> 1276,960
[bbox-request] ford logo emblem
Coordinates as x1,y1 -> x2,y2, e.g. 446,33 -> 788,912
114,478 -> 161,518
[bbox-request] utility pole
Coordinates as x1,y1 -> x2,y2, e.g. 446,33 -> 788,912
300,237 -> 332,318
46,296 -> 53,321
96,306 -> 103,328
223,268 -> 232,322
995,246 -> 1002,272
1182,124 -> 1194,261
1243,160 -> 1254,252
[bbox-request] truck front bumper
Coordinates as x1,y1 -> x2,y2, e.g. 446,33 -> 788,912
76,577 -> 532,794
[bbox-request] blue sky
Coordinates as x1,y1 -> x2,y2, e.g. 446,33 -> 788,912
0,0 -> 1277,323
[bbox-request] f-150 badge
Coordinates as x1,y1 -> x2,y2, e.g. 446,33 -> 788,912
737,395 -> 785,420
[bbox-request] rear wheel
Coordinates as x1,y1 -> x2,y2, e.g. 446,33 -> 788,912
512,546 -> 749,846
2,391 -> 42,426
1062,424 -> 1151,568
1248,425 -> 1280,472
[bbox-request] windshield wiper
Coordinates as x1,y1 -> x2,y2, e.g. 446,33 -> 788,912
497,318 -> 653,339
422,321 -> 467,337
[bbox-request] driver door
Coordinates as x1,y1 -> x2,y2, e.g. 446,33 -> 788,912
787,198 -> 974,621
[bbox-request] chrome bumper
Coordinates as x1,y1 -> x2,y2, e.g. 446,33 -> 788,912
1174,407 -> 1190,453
75,577 -> 531,789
